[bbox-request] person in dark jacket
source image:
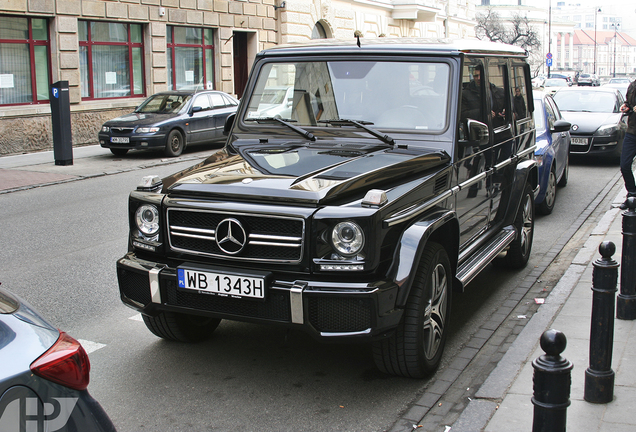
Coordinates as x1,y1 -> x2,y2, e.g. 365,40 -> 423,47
619,79 -> 636,209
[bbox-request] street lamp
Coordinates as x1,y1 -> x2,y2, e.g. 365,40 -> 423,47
594,8 -> 601,75
611,22 -> 620,78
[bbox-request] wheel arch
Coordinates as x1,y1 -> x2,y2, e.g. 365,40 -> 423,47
502,158 -> 538,227
387,209 -> 459,309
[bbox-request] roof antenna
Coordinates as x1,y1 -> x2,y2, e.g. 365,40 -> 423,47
354,30 -> 362,48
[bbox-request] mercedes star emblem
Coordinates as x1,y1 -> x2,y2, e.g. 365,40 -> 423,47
215,218 -> 247,255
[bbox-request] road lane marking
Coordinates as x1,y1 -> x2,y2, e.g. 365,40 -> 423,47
77,339 -> 106,354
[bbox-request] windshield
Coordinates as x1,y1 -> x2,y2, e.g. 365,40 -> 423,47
553,91 -> 618,113
244,60 -> 450,132
137,94 -> 192,114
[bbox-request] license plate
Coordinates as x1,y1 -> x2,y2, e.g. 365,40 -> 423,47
571,137 -> 588,144
177,268 -> 266,299
111,137 -> 129,143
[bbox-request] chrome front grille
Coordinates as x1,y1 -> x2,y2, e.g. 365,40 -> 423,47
111,127 -> 135,133
167,209 -> 305,263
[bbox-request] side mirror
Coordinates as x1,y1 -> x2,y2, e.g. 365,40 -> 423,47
191,106 -> 203,114
467,119 -> 489,145
224,113 -> 236,136
551,119 -> 571,133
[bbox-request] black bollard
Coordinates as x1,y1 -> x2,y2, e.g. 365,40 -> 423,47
532,329 -> 573,432
584,241 -> 618,403
617,197 -> 636,320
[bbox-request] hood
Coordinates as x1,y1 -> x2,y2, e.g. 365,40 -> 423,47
163,140 -> 450,205
104,112 -> 179,127
559,111 -> 621,134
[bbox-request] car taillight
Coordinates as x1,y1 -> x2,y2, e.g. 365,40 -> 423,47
30,331 -> 91,391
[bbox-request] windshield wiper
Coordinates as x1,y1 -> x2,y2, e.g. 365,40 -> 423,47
245,117 -> 315,141
318,119 -> 395,146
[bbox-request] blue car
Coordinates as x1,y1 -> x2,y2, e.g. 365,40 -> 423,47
0,287 -> 117,431
533,91 -> 571,215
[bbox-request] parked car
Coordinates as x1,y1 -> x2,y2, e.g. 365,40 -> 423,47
98,90 -> 239,157
532,76 -> 546,88
533,91 -> 571,215
0,287 -> 117,431
577,73 -> 599,86
541,78 -> 570,95
548,73 -> 572,83
116,38 -> 538,379
248,86 -> 293,119
603,77 -> 632,98
552,86 -> 627,159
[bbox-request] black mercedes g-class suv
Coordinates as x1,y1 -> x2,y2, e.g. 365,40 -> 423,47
117,38 -> 537,378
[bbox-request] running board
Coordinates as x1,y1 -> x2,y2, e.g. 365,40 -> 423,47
456,226 -> 517,288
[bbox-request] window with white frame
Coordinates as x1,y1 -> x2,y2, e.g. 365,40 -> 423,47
0,15 -> 51,105
79,21 -> 145,99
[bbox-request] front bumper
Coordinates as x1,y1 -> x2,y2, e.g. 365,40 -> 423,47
98,133 -> 167,150
117,253 -> 402,341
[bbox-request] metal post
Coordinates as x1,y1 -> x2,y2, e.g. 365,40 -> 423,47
532,329 -> 572,432
594,8 -> 600,75
584,241 -> 618,403
618,197 -> 636,319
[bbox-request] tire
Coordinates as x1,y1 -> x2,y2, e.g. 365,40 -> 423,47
110,148 -> 128,156
557,153 -> 569,187
373,242 -> 452,378
502,182 -> 534,268
165,130 -> 184,157
142,311 -> 220,342
537,166 -> 557,215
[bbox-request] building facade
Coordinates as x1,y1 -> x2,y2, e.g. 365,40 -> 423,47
0,0 -> 477,156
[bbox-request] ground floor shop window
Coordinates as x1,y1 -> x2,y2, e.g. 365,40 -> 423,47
79,21 -> 144,99
0,16 -> 50,105
167,26 -> 214,90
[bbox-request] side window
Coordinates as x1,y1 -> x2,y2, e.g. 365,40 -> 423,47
545,98 -> 556,130
460,58 -> 486,125
210,93 -> 226,108
511,65 -> 529,121
193,94 -> 211,111
546,96 -> 562,122
487,60 -> 510,128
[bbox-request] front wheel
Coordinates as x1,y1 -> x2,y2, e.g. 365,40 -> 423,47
142,311 -> 220,342
165,130 -> 184,157
373,242 -> 451,378
502,182 -> 534,268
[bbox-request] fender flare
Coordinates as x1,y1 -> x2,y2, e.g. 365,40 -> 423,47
386,209 -> 458,309
502,158 -> 538,227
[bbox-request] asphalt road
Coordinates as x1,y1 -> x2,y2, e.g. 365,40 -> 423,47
0,152 -> 621,431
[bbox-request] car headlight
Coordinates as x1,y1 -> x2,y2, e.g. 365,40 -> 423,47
136,126 -> 160,133
534,153 -> 544,167
331,221 -> 364,257
135,205 -> 160,236
595,124 -> 618,136
101,126 -> 110,133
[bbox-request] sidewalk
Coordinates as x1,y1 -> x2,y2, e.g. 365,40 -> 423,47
0,145 -> 210,193
452,190 -> 636,432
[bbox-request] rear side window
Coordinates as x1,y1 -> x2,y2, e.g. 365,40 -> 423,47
511,65 -> 530,121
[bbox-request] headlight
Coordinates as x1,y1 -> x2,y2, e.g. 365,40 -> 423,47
136,126 -> 160,133
135,205 -> 160,236
331,221 -> 364,257
534,153 -> 544,167
101,126 -> 110,132
595,124 -> 618,136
